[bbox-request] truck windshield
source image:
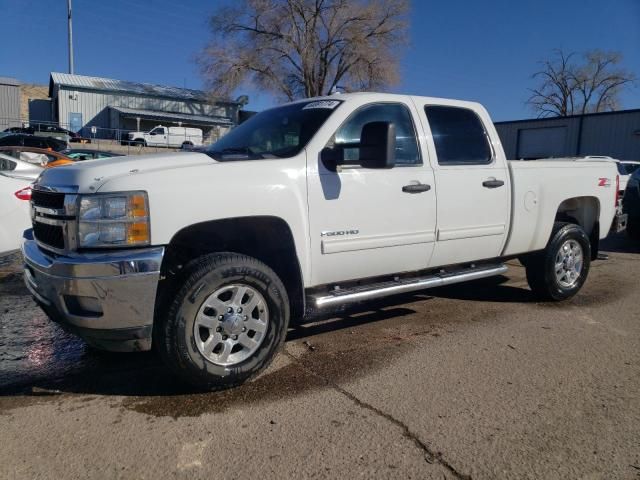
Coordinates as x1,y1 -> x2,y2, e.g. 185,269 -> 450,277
206,100 -> 342,160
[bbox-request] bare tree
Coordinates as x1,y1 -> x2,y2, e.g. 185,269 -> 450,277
199,0 -> 409,101
527,49 -> 636,117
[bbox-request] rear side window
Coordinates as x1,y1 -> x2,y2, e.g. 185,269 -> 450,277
425,106 -> 492,165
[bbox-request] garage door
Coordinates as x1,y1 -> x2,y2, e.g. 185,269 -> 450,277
517,126 -> 567,159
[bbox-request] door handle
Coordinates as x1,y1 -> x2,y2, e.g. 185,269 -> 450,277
482,178 -> 505,188
402,183 -> 431,193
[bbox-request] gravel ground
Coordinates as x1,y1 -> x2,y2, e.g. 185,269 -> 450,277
0,235 -> 639,479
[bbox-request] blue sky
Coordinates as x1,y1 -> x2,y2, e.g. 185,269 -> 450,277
0,0 -> 638,121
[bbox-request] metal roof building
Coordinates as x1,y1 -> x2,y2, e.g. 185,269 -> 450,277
48,72 -> 244,141
495,109 -> 640,161
0,77 -> 22,131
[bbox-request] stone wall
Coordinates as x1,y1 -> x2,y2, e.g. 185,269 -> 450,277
20,84 -> 48,120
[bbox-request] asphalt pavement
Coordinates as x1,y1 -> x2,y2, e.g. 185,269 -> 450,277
1,235 -> 639,479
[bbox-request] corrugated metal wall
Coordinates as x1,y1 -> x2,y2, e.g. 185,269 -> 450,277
0,83 -> 22,130
580,110 -> 640,160
56,87 -> 237,131
495,110 -> 640,160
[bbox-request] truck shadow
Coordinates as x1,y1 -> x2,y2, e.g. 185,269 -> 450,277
599,233 -> 640,254
288,275 -> 535,341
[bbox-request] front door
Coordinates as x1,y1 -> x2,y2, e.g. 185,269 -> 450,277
419,104 -> 510,267
148,127 -> 167,146
307,101 -> 437,286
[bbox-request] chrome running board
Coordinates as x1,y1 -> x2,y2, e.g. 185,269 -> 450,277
311,264 -> 508,309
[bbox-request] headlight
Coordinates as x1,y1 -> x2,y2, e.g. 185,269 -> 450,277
77,191 -> 150,248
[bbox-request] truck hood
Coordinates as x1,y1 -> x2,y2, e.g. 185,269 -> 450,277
34,152 -> 216,193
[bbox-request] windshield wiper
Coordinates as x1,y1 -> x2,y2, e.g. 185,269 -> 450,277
208,147 -> 264,159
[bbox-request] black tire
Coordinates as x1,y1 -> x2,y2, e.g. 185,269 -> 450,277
134,139 -> 146,147
154,253 -> 290,390
525,222 -> 591,301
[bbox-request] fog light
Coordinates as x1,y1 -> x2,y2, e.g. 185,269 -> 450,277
64,295 -> 103,317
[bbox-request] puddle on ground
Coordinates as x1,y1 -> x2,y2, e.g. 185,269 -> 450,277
0,255 -> 91,389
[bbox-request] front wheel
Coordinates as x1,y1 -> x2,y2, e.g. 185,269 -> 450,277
525,222 -> 591,301
155,253 -> 290,390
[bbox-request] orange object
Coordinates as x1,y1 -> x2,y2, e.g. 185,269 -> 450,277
128,194 -> 147,218
127,222 -> 150,243
0,146 -> 75,168
45,158 -> 74,168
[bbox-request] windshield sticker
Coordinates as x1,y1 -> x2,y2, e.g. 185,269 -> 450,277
302,100 -> 342,110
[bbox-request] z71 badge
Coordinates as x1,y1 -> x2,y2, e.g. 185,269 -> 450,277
598,178 -> 611,187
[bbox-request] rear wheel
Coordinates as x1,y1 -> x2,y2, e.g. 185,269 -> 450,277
154,253 -> 289,390
525,222 -> 591,301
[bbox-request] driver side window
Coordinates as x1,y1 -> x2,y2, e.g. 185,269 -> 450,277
333,103 -> 421,165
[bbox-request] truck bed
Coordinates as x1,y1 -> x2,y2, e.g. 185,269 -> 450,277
502,159 -> 618,256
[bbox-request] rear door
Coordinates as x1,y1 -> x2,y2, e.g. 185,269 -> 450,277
418,104 -> 510,267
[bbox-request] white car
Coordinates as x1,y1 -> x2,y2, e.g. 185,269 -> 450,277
127,125 -> 203,148
0,153 -> 41,254
23,92 -> 626,389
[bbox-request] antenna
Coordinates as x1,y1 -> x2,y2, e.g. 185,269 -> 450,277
67,0 -> 74,74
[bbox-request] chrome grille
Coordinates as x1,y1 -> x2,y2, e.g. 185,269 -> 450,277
30,186 -> 78,253
32,190 -> 66,210
33,222 -> 65,250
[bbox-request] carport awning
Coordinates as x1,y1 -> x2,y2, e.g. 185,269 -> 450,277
110,106 -> 234,127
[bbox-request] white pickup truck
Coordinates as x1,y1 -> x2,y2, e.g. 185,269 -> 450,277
126,125 -> 203,148
23,93 -> 626,389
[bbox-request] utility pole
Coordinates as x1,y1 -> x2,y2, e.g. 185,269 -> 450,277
67,0 -> 74,74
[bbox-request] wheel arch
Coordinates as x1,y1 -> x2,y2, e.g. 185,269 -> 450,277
159,216 -> 305,322
555,196 -> 601,260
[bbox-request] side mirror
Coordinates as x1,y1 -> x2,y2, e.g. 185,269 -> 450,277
320,146 -> 343,172
149,131 -> 156,136
359,121 -> 396,169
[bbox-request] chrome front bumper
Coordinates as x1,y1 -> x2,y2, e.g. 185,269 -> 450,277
22,230 -> 164,352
